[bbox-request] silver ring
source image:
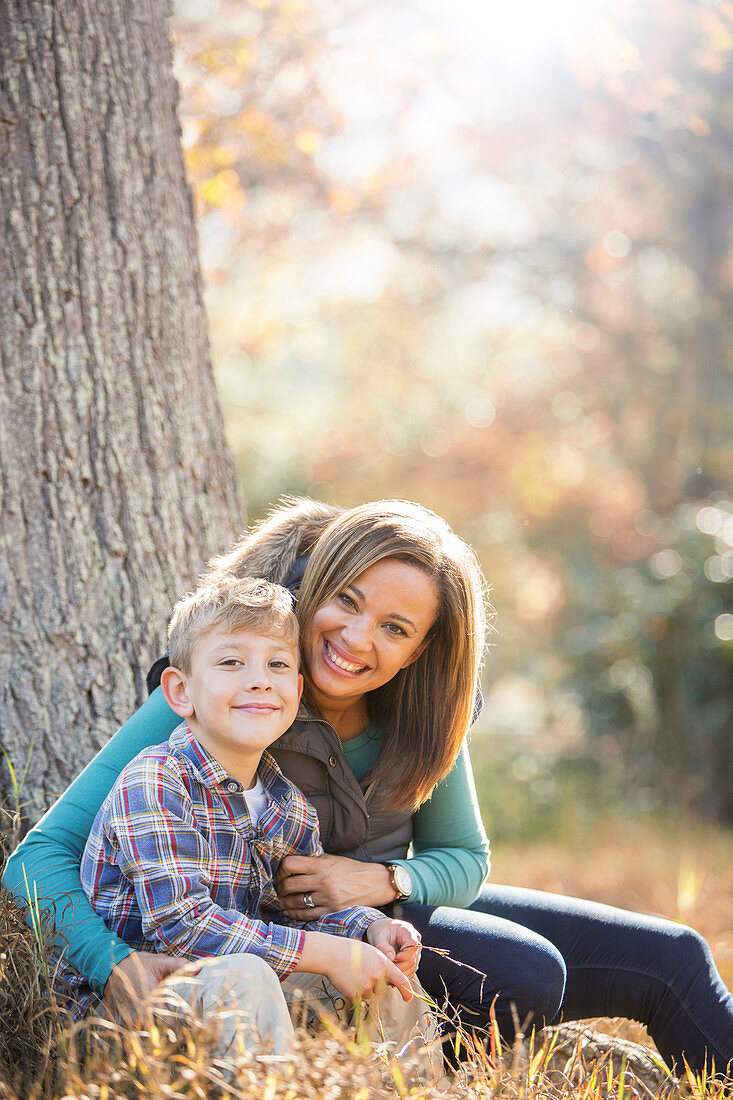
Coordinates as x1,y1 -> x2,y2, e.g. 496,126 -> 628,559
303,893 -> 315,909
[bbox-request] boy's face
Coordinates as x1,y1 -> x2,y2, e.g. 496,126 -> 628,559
163,626 -> 303,782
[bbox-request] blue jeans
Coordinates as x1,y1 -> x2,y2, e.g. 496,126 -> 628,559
395,885 -> 733,1076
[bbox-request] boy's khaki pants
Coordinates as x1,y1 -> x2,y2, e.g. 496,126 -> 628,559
152,954 -> 439,1078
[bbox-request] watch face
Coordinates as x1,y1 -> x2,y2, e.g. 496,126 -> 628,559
394,865 -> 412,897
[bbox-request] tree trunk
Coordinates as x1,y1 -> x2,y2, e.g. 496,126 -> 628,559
0,0 -> 245,823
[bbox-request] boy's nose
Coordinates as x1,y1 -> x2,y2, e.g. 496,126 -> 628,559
246,667 -> 272,690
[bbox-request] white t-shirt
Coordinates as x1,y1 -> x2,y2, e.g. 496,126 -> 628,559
242,775 -> 269,826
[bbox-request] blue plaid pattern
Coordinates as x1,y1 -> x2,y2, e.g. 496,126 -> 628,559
62,723 -> 381,1014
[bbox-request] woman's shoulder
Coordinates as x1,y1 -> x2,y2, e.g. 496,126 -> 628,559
96,687 -> 181,768
43,689 -> 181,827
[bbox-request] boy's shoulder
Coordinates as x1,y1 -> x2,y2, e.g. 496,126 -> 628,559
85,726 -> 194,848
116,721 -> 190,776
103,723 -> 198,808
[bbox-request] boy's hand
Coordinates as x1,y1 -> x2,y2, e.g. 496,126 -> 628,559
297,930 -> 413,1003
325,938 -> 414,1003
365,917 -> 421,978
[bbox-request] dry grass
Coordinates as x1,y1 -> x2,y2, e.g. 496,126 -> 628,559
1,811 -> 732,1099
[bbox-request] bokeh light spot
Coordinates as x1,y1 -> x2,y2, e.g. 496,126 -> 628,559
714,613 -> 733,642
650,549 -> 683,578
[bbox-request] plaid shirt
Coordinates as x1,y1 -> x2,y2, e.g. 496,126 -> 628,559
64,723 -> 381,1014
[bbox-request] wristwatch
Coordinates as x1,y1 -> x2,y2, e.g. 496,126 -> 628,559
386,862 -> 413,902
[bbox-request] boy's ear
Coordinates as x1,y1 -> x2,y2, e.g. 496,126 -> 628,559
296,673 -> 304,702
160,666 -> 195,719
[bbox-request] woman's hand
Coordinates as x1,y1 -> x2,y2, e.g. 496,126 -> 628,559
275,853 -> 396,918
366,917 -> 421,979
103,950 -> 189,1023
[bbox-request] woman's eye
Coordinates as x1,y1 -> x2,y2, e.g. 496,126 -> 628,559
339,592 -> 357,610
386,623 -> 408,638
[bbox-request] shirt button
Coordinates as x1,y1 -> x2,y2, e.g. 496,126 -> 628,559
226,781 -> 239,792
328,755 -> 337,767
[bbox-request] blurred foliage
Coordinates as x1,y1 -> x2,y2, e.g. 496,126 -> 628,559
171,0 -> 733,831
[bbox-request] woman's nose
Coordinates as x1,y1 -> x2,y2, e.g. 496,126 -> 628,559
341,617 -> 372,653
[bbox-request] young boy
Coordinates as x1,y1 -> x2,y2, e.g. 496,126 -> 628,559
75,576 -> 429,1056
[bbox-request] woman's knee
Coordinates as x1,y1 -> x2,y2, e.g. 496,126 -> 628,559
656,922 -> 716,987
505,940 -> 566,1027
450,937 -> 566,1030
411,901 -> 567,1031
671,924 -> 710,962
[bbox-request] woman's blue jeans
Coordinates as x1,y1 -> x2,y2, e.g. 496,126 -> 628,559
396,885 -> 733,1075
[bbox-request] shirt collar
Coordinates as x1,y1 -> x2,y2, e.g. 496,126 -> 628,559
169,722 -> 294,807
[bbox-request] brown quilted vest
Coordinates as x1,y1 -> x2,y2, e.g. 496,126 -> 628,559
269,704 -> 414,862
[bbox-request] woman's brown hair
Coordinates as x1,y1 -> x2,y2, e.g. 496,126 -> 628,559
203,497 -> 489,811
296,501 -> 488,810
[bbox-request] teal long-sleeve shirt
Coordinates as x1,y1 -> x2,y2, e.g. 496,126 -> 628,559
3,689 -> 490,995
340,723 -> 490,909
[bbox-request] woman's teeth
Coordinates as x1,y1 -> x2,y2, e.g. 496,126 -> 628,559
325,641 -> 367,673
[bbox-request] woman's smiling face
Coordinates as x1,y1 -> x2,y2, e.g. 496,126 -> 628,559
302,557 -> 440,710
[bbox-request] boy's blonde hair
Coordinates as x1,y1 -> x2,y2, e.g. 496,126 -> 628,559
168,576 -> 299,674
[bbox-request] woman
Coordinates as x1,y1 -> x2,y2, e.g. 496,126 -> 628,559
5,498 -> 733,1075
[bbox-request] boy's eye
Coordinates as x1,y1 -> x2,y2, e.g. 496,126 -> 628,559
219,658 -> 241,667
269,659 -> 290,670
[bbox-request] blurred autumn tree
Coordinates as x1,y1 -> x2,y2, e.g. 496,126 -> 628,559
172,0 -> 733,832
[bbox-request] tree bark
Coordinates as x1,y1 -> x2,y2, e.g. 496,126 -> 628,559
0,0 -> 245,823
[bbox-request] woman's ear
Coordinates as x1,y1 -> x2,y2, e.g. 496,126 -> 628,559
160,666 -> 195,718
